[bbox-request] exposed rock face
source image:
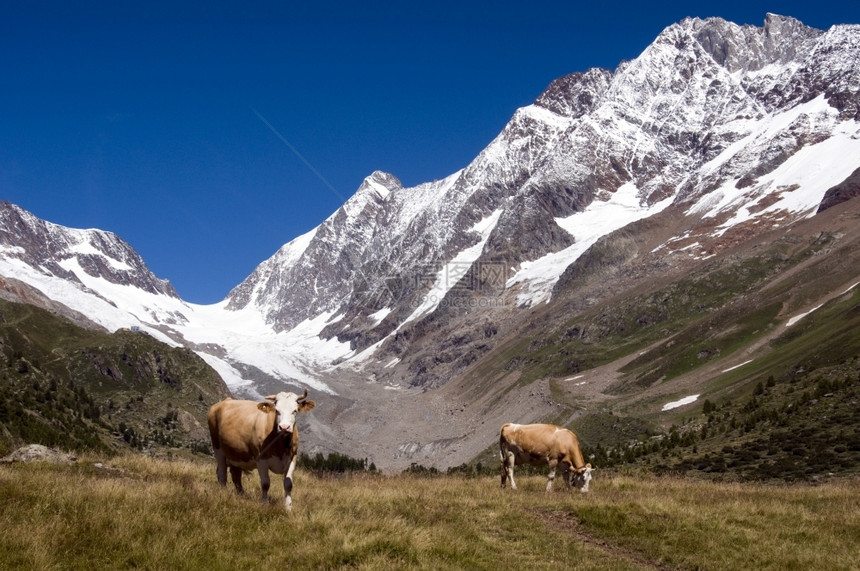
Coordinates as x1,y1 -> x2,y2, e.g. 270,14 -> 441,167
0,444 -> 77,464
818,167 -> 860,213
225,170 -> 404,331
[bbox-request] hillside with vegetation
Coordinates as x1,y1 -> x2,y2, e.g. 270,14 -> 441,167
0,299 -> 230,456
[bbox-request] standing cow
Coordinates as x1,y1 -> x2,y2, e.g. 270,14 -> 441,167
499,422 -> 593,492
207,390 -> 315,510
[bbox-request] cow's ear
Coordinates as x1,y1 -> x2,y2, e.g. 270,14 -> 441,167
299,400 -> 316,412
258,402 -> 275,413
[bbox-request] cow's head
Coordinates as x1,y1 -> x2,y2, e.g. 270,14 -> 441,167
261,389 -> 316,434
572,463 -> 593,493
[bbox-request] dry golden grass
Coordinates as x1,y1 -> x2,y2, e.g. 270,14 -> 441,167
1,454 -> 857,569
571,473 -> 860,569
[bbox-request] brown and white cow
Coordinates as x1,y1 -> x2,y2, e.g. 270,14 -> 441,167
207,390 -> 315,510
499,422 -> 593,493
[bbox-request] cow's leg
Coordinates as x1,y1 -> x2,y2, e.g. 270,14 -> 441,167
283,455 -> 297,511
257,462 -> 271,504
546,459 -> 558,493
229,466 -> 244,494
214,448 -> 227,487
500,453 -> 508,488
562,462 -> 572,492
503,454 -> 517,490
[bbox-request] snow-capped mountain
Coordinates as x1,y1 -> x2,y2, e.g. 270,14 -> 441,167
2,14 -> 859,469
224,13 -> 860,379
0,201 -> 177,300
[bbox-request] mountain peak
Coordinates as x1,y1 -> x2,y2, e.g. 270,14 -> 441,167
676,13 -> 822,73
359,171 -> 403,198
338,171 -> 401,223
533,68 -> 612,118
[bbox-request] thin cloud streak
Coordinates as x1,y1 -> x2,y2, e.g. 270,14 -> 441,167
250,107 -> 347,203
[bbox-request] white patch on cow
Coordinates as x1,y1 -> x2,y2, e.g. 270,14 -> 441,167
272,392 -> 302,433
573,465 -> 593,493
661,394 -> 700,411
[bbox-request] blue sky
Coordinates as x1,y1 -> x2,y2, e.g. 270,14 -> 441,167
2,1 -> 858,304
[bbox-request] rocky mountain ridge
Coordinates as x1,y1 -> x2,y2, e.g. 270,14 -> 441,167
0,201 -> 177,299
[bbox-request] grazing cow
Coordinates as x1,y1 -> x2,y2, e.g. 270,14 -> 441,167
499,422 -> 593,493
207,390 -> 315,510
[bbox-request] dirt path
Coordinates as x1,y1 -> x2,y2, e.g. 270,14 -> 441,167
536,508 -> 675,570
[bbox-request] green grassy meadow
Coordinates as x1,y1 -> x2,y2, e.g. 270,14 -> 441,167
1,454 -> 857,570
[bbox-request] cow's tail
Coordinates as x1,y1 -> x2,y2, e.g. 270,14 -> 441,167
207,406 -> 222,451
498,423 -> 511,460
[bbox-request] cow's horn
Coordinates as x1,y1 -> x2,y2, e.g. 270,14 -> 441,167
264,395 -> 277,402
297,388 -> 308,401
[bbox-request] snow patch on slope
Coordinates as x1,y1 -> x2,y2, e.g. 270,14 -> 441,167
67,240 -> 133,271
717,130 -> 860,233
507,183 -> 674,306
688,96 -> 860,231
0,255 -> 153,334
399,209 -> 503,326
187,305 -> 350,395
340,208 -> 506,365
276,228 -> 317,267
662,394 -> 699,411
